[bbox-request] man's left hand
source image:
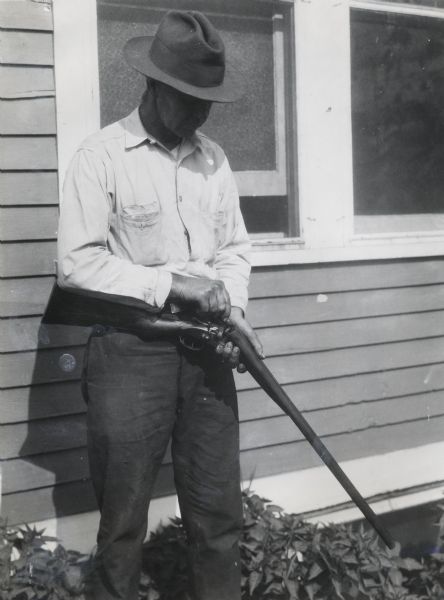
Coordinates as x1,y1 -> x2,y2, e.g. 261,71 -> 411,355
215,307 -> 264,373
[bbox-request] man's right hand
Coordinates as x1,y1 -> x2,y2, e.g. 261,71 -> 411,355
168,273 -> 231,320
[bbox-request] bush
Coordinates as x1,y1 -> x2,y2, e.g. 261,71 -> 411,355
0,518 -> 89,600
1,493 -> 443,599
239,493 -> 444,600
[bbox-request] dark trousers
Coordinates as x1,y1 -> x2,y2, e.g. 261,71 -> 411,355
82,330 -> 243,600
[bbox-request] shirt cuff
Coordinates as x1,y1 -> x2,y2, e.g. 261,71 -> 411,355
151,269 -> 172,308
228,293 -> 248,313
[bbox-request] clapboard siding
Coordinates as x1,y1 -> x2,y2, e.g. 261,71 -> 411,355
3,335 -> 444,391
0,321 -> 88,353
234,337 -> 444,391
3,363 -> 444,425
3,389 -> 443,464
0,206 -> 58,241
0,30 -> 54,65
2,415 -> 86,460
2,247 -> 444,288
1,242 -> 56,277
0,136 -> 57,170
3,448 -> 90,495
1,465 -> 174,525
3,415 -> 444,525
3,448 -> 89,495
0,381 -> 84,424
239,415 -> 444,482
241,393 -> 444,451
0,98 -> 57,134
0,277 -> 55,315
3,309 -> 444,354
0,0 -> 53,31
3,336 -> 444,391
249,259 -> 444,297
3,277 -> 444,321
248,284 -> 444,327
3,392 -> 442,495
0,347 -> 85,388
0,66 -> 55,99
0,172 -> 58,206
8,258 -> 444,304
2,480 -> 99,525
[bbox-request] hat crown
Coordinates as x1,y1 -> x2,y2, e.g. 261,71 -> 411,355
150,10 -> 225,88
123,9 -> 243,102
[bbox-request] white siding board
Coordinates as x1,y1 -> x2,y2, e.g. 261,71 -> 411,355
0,0 -> 53,31
0,136 -> 57,170
0,66 -> 54,98
0,30 -> 54,66
0,172 -> 58,206
0,98 -> 56,134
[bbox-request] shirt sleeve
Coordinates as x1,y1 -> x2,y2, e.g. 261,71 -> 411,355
57,147 -> 172,307
214,158 -> 251,312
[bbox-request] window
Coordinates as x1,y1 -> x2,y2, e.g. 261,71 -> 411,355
53,0 -> 444,265
351,6 -> 444,234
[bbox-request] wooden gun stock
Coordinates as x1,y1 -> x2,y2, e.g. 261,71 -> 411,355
42,283 -> 203,337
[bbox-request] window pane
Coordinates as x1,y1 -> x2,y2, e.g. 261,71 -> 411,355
351,8 -> 444,234
96,0 -> 296,239
240,196 -> 289,239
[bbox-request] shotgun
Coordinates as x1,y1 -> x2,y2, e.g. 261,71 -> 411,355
43,283 -> 395,549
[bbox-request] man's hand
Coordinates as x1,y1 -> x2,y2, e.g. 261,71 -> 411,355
168,275 -> 263,372
169,273 -> 231,320
215,306 -> 264,373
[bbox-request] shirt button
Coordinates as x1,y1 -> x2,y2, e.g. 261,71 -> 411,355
179,196 -> 183,202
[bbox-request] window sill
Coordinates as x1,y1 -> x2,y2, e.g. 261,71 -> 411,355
250,238 -> 444,267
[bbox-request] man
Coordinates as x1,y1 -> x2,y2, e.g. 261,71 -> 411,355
57,9 -> 262,600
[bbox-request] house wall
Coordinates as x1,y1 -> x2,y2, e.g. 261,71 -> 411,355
1,1 -> 444,528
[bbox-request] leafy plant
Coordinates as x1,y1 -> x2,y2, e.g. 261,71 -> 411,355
141,492 -> 444,600
240,492 -> 429,600
0,517 -> 90,600
2,493 -> 444,600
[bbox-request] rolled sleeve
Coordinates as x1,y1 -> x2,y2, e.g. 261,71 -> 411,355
57,147 -> 171,308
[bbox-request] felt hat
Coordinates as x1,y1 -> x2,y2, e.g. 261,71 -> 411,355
123,10 -> 243,103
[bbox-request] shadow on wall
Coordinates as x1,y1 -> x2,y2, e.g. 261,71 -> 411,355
10,310 -> 176,552
14,317 -> 97,543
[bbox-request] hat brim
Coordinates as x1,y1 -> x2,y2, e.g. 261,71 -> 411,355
123,36 -> 244,103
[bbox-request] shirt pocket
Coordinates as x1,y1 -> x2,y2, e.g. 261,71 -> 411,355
121,203 -> 160,231
118,203 -> 167,265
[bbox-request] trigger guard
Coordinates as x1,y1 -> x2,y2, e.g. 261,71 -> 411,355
179,335 -> 205,351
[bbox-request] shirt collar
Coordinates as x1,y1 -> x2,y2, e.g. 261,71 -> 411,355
123,107 -> 206,160
123,108 -> 156,149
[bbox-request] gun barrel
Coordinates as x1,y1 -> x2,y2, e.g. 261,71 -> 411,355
228,328 -> 396,549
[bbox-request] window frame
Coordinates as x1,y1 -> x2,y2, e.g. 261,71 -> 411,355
53,0 -> 444,268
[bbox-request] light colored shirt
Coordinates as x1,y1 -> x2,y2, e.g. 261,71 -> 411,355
57,108 -> 251,310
